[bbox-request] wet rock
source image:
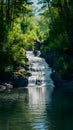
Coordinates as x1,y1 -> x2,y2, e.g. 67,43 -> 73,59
27,72 -> 32,77
4,83 -> 13,89
35,79 -> 42,85
0,85 -> 6,91
33,50 -> 38,56
25,57 -> 28,62
24,65 -> 29,71
0,68 -> 28,90
0,83 -> 13,91
12,75 -> 28,88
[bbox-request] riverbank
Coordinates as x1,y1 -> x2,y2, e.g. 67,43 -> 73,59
51,72 -> 73,92
40,51 -> 73,91
0,58 -> 30,91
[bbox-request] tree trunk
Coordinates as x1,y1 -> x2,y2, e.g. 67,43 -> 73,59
0,0 -> 4,42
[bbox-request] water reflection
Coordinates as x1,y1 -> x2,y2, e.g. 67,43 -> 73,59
0,51 -> 73,130
28,87 -> 46,107
0,88 -> 73,130
48,88 -> 73,130
27,85 -> 53,130
0,91 -> 34,130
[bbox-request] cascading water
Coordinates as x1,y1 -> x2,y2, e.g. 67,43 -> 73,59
26,52 -> 54,107
26,51 -> 54,88
25,51 -> 55,129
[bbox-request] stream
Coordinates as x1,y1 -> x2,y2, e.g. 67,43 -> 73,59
0,51 -> 73,130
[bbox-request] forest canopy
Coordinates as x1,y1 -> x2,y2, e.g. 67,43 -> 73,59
0,0 -> 46,73
0,0 -> 73,79
38,0 -> 73,79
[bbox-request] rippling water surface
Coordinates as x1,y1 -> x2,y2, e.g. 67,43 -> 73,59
0,51 -> 73,130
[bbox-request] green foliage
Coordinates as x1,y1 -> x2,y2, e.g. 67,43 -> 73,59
0,0 -> 73,80
40,0 -> 73,78
0,1 -> 34,73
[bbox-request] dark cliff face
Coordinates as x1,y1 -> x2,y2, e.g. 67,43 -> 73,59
34,41 -> 41,50
0,72 -> 28,89
12,75 -> 28,88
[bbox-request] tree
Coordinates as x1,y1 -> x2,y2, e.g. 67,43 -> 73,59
38,0 -> 73,78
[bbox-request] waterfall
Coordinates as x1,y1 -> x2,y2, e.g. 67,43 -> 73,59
26,51 -> 54,88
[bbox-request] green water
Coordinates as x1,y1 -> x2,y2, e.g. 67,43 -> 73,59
0,51 -> 73,130
0,88 -> 73,130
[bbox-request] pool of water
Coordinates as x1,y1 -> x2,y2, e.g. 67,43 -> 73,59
0,51 -> 73,130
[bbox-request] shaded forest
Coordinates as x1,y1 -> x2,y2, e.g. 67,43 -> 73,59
0,0 -> 73,81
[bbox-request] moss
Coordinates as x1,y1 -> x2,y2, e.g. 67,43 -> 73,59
14,67 -> 28,78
